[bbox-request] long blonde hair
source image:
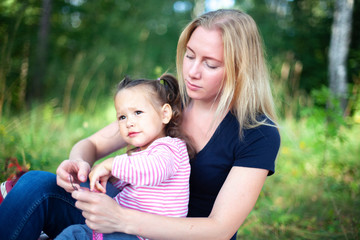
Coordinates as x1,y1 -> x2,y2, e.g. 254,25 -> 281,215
176,9 -> 278,136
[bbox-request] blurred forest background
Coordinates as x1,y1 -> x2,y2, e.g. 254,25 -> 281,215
0,0 -> 359,239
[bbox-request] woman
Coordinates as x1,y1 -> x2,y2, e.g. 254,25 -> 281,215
0,9 -> 280,240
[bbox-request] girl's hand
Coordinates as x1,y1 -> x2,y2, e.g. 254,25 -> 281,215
72,190 -> 126,234
89,158 -> 114,193
56,159 -> 91,193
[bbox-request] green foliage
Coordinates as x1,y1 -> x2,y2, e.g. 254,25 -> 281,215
349,0 -> 360,83
0,0 -> 194,114
302,86 -> 348,145
285,0 -> 334,91
237,86 -> 360,239
241,0 -> 359,98
237,115 -> 360,239
1,0 -> 360,239
0,97 -> 123,181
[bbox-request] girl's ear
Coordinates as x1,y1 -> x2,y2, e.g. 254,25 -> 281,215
161,104 -> 173,124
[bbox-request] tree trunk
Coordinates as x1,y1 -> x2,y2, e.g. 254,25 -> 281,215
328,0 -> 354,113
32,0 -> 52,99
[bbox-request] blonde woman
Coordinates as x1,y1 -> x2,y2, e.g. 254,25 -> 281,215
0,9 -> 280,240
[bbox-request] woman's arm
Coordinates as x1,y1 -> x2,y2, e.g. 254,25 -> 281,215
73,166 -> 268,239
57,122 -> 126,192
81,121 -> 126,162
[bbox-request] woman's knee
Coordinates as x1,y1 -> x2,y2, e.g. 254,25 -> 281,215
15,170 -> 59,196
19,170 -> 56,183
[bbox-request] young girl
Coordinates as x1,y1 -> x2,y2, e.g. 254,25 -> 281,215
55,74 -> 191,240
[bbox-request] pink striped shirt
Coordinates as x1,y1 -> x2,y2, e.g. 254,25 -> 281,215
111,137 -> 190,239
92,137 -> 190,240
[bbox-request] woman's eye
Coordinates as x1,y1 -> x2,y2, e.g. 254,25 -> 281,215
205,62 -> 218,69
185,54 -> 195,60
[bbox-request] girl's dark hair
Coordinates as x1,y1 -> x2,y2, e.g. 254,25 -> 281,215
116,74 -> 195,158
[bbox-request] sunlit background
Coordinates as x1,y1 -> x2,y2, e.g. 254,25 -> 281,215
0,0 -> 359,239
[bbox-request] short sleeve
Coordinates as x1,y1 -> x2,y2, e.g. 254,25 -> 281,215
233,124 -> 280,176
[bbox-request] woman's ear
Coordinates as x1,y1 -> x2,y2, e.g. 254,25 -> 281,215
161,104 -> 173,124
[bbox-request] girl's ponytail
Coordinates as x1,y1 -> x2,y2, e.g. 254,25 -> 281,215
159,74 -> 195,158
158,74 -> 182,140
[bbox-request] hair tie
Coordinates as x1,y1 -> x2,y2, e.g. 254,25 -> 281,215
158,78 -> 165,86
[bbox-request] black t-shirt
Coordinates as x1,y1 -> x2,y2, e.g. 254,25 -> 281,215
187,112 -> 280,218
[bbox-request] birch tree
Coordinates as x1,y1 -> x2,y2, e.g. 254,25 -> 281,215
328,0 -> 354,113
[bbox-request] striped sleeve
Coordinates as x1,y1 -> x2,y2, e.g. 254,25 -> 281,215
112,138 -> 180,186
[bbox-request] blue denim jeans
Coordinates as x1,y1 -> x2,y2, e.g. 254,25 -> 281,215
0,171 -> 119,240
0,171 -> 237,240
55,224 -> 139,240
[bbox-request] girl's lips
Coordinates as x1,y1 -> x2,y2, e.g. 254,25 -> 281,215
186,80 -> 201,91
128,132 -> 139,137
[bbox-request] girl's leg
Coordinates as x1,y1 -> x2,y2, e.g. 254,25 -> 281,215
0,171 -> 84,240
54,224 -> 92,240
102,232 -> 139,240
55,224 -> 139,240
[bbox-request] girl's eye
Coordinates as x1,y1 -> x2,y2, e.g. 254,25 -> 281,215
135,111 -> 143,115
118,115 -> 126,121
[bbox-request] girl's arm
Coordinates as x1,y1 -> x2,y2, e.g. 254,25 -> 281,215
57,122 -> 126,192
89,158 -> 114,192
111,142 -> 181,186
73,166 -> 268,239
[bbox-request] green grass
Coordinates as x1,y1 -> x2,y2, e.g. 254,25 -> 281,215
0,99 -> 122,176
1,99 -> 359,239
237,118 -> 360,239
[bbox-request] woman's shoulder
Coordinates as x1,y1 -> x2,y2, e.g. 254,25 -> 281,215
245,115 -> 280,142
215,112 -> 280,146
220,112 -> 278,131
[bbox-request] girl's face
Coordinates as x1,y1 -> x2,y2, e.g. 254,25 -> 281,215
182,26 -> 225,103
115,87 -> 171,150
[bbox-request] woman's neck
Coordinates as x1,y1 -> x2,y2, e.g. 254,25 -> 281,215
182,99 -> 228,152
188,98 -> 219,115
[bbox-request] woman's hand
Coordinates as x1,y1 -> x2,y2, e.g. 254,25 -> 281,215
56,159 -> 91,193
57,122 -> 125,193
89,158 -> 114,193
72,190 -> 125,234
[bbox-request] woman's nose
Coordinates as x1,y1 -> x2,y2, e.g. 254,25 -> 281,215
188,61 -> 201,79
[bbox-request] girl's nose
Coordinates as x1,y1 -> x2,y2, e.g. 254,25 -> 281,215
126,118 -> 134,128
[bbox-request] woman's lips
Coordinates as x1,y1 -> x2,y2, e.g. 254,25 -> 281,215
186,80 -> 201,91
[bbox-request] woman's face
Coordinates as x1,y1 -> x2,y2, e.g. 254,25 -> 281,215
182,26 -> 225,103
